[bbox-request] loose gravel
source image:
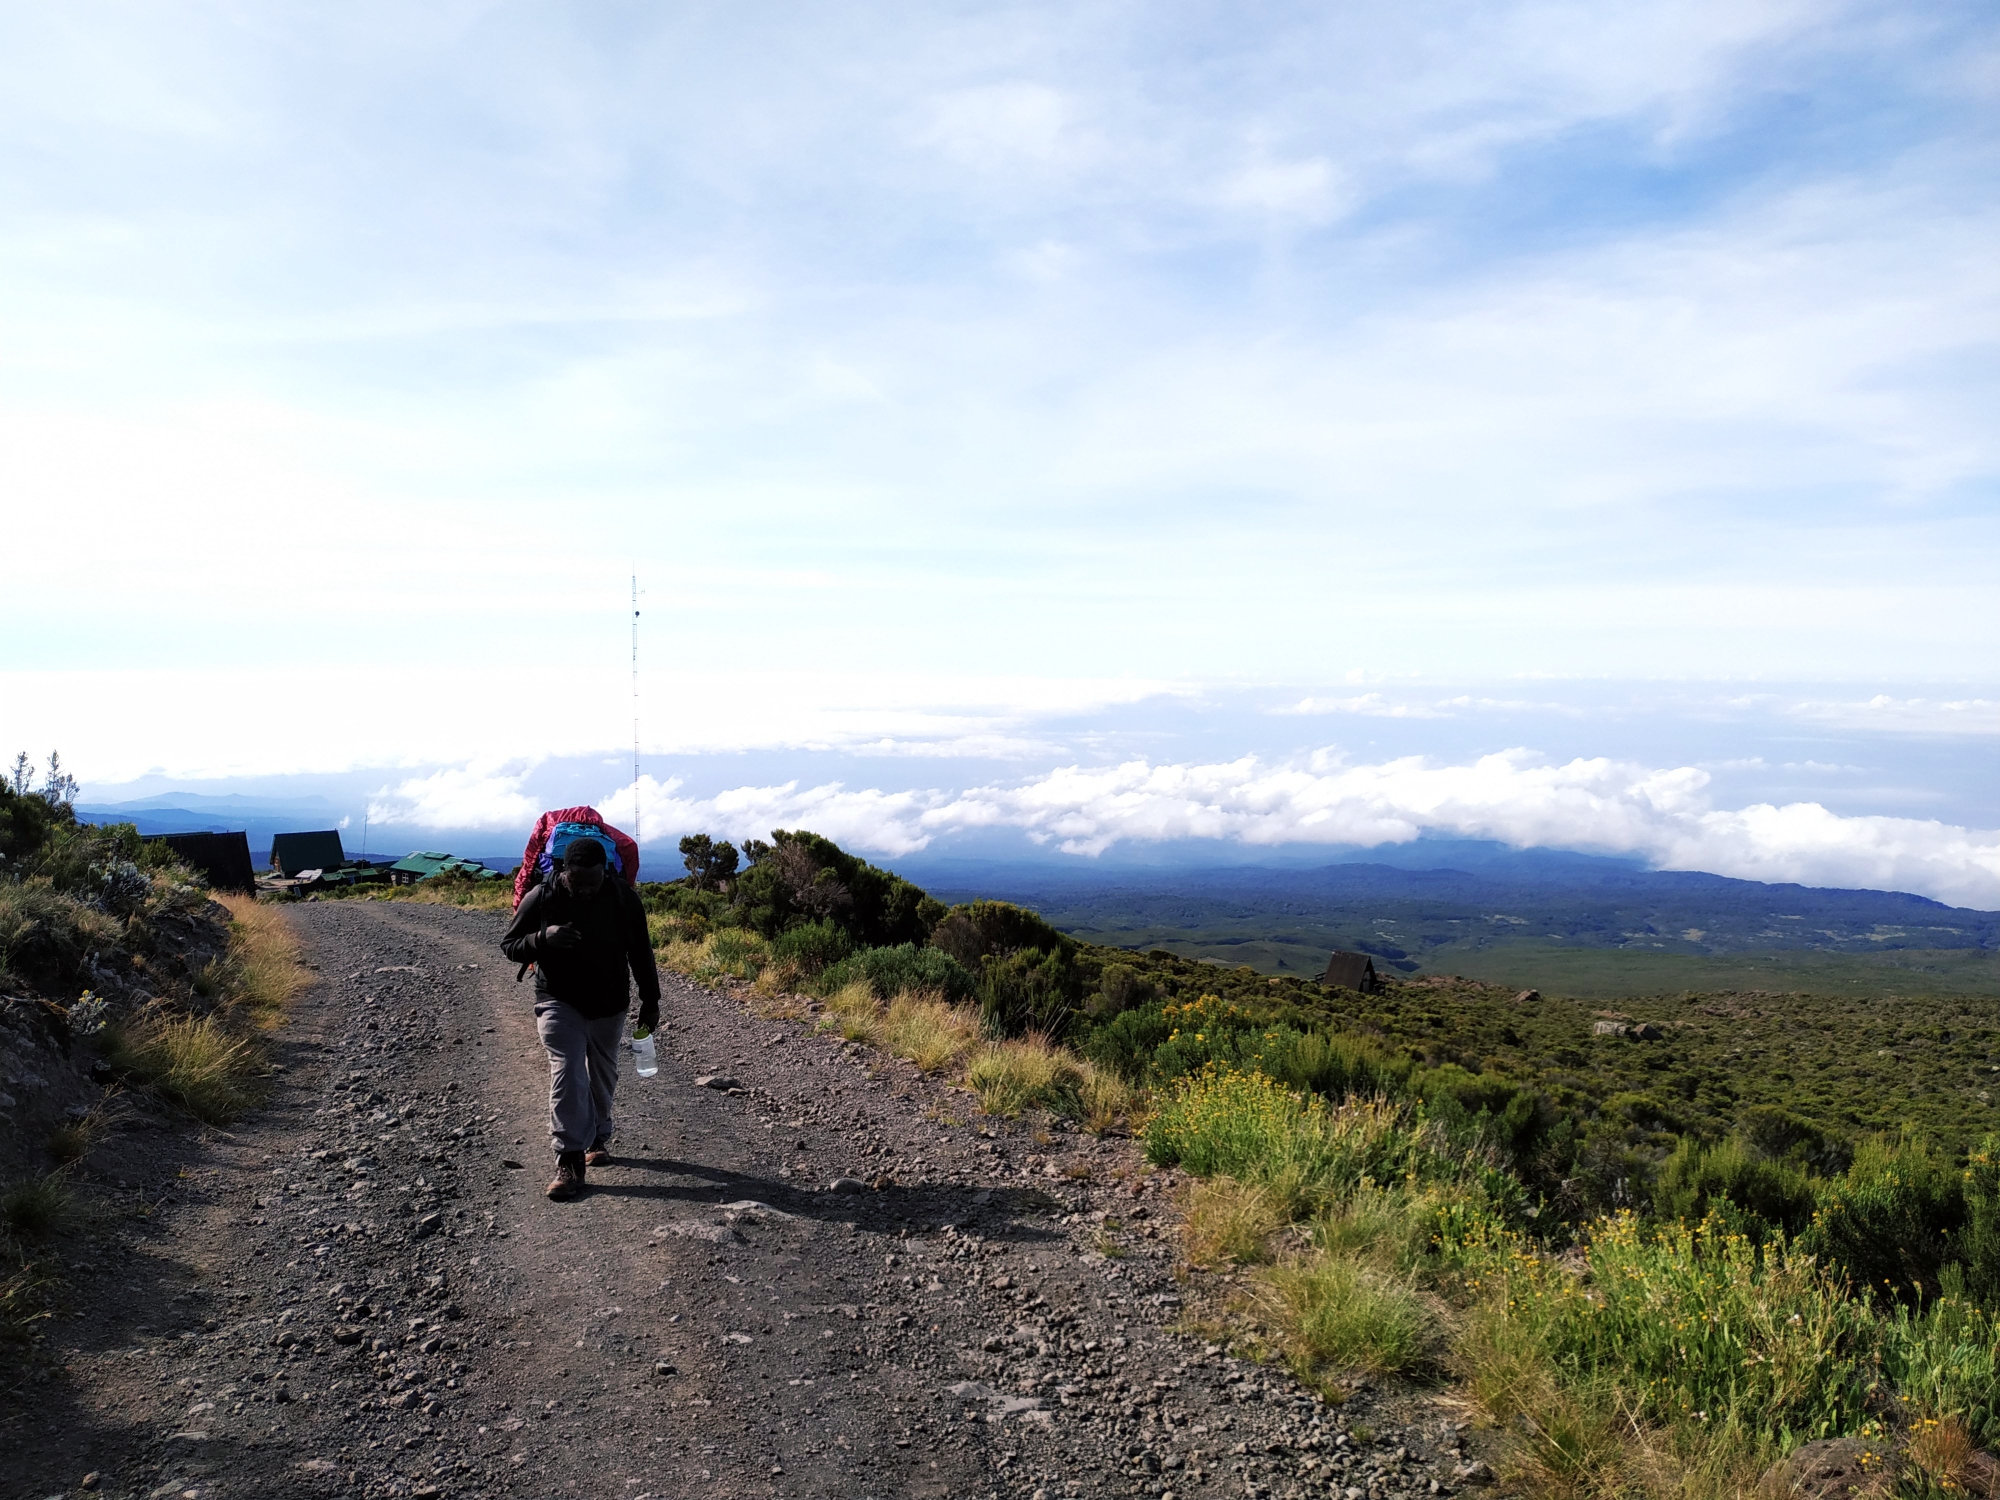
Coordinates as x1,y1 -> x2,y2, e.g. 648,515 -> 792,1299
6,901 -> 1492,1499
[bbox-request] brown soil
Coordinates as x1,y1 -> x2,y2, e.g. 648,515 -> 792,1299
5,901 -> 1477,1499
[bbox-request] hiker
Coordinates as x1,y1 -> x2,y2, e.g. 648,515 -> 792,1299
500,836 -> 660,1201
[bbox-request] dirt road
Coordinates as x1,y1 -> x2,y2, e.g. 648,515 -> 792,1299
7,902 -> 1476,1500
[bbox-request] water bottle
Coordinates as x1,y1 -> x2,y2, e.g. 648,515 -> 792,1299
631,1026 -> 658,1079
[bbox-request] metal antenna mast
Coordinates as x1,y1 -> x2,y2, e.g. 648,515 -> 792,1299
631,572 -> 641,854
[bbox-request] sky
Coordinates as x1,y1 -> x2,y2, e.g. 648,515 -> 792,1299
2,2 -> 1998,903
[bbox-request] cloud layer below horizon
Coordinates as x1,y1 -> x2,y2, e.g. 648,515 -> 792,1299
363,746 -> 2000,909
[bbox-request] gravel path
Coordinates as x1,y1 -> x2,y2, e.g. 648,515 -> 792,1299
7,902 -> 1485,1500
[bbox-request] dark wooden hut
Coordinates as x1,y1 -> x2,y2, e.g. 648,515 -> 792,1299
145,831 -> 257,893
270,829 -> 346,877
1321,950 -> 1380,993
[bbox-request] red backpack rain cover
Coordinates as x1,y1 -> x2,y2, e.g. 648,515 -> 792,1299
514,806 -> 640,908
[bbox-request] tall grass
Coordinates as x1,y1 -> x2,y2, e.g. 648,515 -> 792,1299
106,897 -> 308,1125
1151,1063 -> 2000,1496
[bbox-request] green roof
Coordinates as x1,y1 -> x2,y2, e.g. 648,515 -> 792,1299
389,852 -> 503,880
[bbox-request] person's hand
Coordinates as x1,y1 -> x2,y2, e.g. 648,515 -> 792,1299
636,998 -> 660,1032
540,923 -> 583,950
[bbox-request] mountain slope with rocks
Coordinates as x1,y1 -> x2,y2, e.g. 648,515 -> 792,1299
6,901 -> 1485,1500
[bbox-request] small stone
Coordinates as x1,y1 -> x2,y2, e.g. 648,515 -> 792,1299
694,1075 -> 738,1091
828,1177 -> 867,1194
80,1476 -> 101,1491
412,1213 -> 442,1240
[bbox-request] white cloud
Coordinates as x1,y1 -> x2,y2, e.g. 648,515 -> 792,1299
922,83 -> 1083,168
602,748 -> 2000,907
1281,694 -> 1454,719
1783,695 -> 2000,736
1216,157 -> 1344,220
368,761 -> 541,830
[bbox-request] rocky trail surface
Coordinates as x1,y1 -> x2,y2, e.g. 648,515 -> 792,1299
7,902 -> 1486,1500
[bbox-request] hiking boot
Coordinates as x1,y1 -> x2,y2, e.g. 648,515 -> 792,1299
584,1140 -> 612,1168
545,1151 -> 586,1201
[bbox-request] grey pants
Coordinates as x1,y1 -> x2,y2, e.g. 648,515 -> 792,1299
535,1000 -> 624,1156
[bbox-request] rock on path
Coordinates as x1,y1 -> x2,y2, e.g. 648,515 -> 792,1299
5,902 -> 1477,1499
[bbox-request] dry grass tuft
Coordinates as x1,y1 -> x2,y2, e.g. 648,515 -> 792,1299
106,1015 -> 262,1124
1079,1065 -> 1134,1135
968,1035 -> 1083,1117
218,894 -> 308,1023
1184,1176 -> 1286,1270
1907,1416 -> 1979,1494
107,897 -> 306,1124
880,990 -> 980,1073
46,1112 -> 106,1166
1257,1250 -> 1438,1380
818,979 -> 882,1044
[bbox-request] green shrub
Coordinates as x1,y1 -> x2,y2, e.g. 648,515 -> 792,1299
1083,1005 -> 1174,1080
1490,1212 -> 1884,1450
1651,1135 -> 1818,1240
0,784 -> 74,867
1087,961 -> 1155,1019
771,919 -> 853,975
819,943 -> 974,1003
976,946 -> 1079,1038
1887,1287 -> 2000,1446
733,830 -> 943,948
929,899 -> 1070,969
1801,1132 -> 1968,1301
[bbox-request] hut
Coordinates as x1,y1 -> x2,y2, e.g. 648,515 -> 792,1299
387,851 -> 505,887
144,831 -> 256,893
1321,950 -> 1380,994
270,830 -> 346,877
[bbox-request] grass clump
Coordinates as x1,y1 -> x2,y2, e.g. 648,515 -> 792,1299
1259,1253 -> 1438,1379
217,894 -> 307,1022
102,893 -> 308,1125
1183,1176 -> 1286,1269
969,1036 -> 1085,1118
105,1015 -> 261,1125
0,1174 -> 71,1240
821,978 -> 884,1044
880,989 -> 980,1073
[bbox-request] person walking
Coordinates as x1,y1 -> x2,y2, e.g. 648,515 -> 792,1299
500,836 -> 661,1201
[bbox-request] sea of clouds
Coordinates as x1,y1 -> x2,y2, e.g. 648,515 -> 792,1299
366,746 -> 2000,908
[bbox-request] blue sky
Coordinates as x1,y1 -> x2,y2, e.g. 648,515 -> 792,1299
3,3 -> 1998,900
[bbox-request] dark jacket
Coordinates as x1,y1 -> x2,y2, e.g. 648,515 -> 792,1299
500,875 -> 661,1020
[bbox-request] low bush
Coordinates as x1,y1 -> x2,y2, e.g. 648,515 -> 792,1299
771,920 -> 854,976
819,943 -> 974,1004
1800,1132 -> 1969,1301
1651,1134 -> 1817,1241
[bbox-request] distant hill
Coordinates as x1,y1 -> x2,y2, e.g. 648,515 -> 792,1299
918,858 -> 2000,998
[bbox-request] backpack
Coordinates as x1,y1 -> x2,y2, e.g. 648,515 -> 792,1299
513,806 -> 640,909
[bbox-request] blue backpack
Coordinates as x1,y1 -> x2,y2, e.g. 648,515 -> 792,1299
536,821 -> 623,880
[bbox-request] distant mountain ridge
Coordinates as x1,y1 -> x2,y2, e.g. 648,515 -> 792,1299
919,856 -> 2000,983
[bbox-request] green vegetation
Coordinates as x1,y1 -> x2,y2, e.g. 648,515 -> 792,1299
1,761 -> 310,1364
939,860 -> 2000,997
650,827 -> 2000,1490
